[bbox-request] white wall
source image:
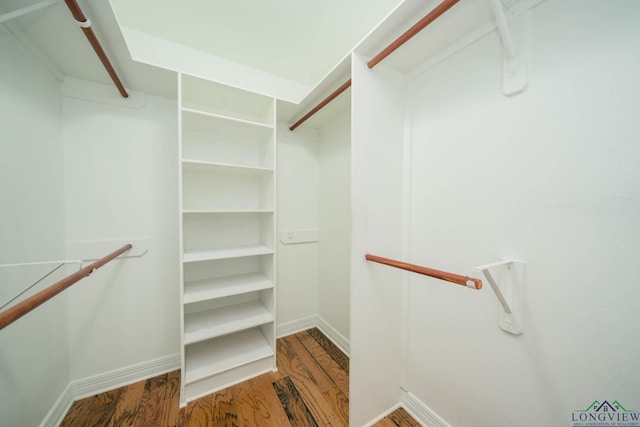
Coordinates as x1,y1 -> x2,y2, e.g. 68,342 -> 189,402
0,27 -> 70,427
350,53 -> 408,426
275,127 -> 320,334
62,93 -> 180,380
317,113 -> 351,344
405,1 -> 640,425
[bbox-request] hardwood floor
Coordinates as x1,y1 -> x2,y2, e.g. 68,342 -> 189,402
61,328 -> 419,426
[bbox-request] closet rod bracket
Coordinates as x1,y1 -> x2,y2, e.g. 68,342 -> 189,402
490,0 -> 529,95
473,259 -> 526,335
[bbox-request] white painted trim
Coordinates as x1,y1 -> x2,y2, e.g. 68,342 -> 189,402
316,315 -> 350,356
276,315 -> 317,338
71,353 -> 180,400
117,26 -> 311,104
400,388 -> 452,427
362,403 -> 403,427
39,383 -> 73,427
276,315 -> 351,356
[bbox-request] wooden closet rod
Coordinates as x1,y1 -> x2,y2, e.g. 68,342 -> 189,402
289,0 -> 459,131
64,0 -> 129,98
0,244 -> 132,331
289,79 -> 352,131
367,0 -> 460,69
365,253 -> 482,290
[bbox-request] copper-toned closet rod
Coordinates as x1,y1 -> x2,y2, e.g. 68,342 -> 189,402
64,0 -> 129,98
289,0 -> 459,131
0,244 -> 132,331
365,254 -> 482,290
367,0 -> 460,68
289,79 -> 352,131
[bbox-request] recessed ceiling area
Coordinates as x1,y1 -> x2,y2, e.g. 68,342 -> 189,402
2,0 -> 499,113
109,0 -> 403,87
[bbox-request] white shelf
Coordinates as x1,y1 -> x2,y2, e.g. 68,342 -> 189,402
184,273 -> 273,304
183,209 -> 274,214
179,74 -> 276,405
184,328 -> 273,385
182,159 -> 273,174
184,300 -> 273,345
183,246 -> 273,263
182,107 -> 273,129
181,74 -> 274,126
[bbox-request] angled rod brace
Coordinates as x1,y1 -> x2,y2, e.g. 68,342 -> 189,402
0,244 -> 132,330
490,0 -> 516,59
473,260 -> 525,335
478,267 -> 513,314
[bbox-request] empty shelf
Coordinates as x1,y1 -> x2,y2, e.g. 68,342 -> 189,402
183,246 -> 273,263
184,273 -> 273,304
184,328 -> 273,384
182,159 -> 273,174
184,300 -> 273,345
182,209 -> 274,214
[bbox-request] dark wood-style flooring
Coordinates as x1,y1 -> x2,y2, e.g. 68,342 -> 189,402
61,328 -> 419,426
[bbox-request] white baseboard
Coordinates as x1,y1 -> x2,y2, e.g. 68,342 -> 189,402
40,383 -> 73,427
276,314 -> 351,356
316,315 -> 350,356
276,315 -> 318,338
400,388 -> 451,427
363,403 -> 403,427
44,317 -> 348,426
71,353 -> 180,400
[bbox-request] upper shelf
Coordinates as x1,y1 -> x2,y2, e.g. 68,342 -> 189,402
181,74 -> 275,126
182,159 -> 273,174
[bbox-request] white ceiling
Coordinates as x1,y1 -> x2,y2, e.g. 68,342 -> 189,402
1,0 -> 501,126
0,0 -> 404,100
109,0 -> 403,87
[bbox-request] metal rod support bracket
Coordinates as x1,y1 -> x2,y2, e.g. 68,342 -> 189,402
473,259 -> 526,335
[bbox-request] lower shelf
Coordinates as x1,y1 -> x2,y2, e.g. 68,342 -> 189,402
184,327 -> 273,386
184,300 -> 273,345
183,353 -> 274,404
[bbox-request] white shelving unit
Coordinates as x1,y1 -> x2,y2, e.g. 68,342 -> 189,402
178,74 -> 276,406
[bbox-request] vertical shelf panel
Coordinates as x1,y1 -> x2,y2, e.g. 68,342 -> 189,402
178,73 -> 276,406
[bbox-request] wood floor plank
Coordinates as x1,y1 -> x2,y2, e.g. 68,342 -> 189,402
160,370 -> 181,426
184,394 -> 214,427
275,339 -> 337,425
273,376 -> 319,427
105,379 -> 146,427
248,373 -> 292,426
323,387 -> 349,426
133,373 -> 169,427
372,407 -> 422,427
62,329 -> 357,427
374,418 -> 402,427
296,330 -> 349,395
282,334 -> 337,393
387,407 -> 421,426
61,387 -> 123,427
307,327 -> 349,373
226,376 -> 272,426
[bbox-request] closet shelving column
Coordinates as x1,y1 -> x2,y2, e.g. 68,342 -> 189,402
178,73 -> 277,405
